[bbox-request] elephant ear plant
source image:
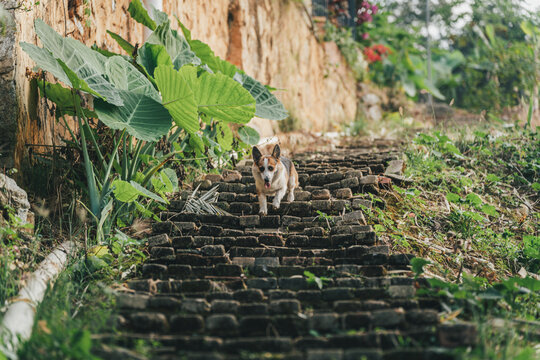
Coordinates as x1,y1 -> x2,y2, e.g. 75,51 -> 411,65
21,1 -> 288,243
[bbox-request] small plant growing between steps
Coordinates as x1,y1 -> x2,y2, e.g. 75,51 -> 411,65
304,270 -> 330,290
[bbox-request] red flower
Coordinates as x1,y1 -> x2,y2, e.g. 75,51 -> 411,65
363,44 -> 391,63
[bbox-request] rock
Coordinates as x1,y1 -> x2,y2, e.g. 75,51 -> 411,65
359,175 -> 378,185
309,313 -> 339,332
269,299 -> 301,314
367,106 -> 383,121
130,312 -> 168,332
362,93 -> 381,105
335,188 -> 353,199
384,160 -> 405,175
371,308 -> 405,328
0,173 -> 33,225
352,198 -> 372,210
254,257 -> 280,267
239,215 -> 260,227
211,300 -> 240,314
116,293 -> 149,310
438,322 -> 477,347
205,174 -> 224,182
222,170 -> 242,183
181,298 -> 211,314
147,234 -> 171,247
206,314 -> 239,334
342,210 -> 366,223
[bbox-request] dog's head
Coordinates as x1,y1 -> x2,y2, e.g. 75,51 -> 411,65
252,144 -> 281,189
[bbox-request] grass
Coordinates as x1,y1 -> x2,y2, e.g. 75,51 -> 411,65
362,123 -> 539,280
358,120 -> 539,359
0,226 -> 147,359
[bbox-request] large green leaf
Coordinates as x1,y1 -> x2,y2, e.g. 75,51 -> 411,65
20,43 -> 72,85
105,56 -> 160,102
177,17 -> 286,121
106,30 -> 135,55
234,73 -> 288,120
130,180 -> 167,203
94,90 -> 171,141
136,43 -> 172,78
36,80 -> 97,118
146,21 -> 200,70
33,19 -> 123,106
127,0 -> 156,30
151,8 -> 170,27
176,17 -> 237,77
154,65 -> 199,134
216,123 -> 233,151
196,71 -> 256,124
238,126 -> 260,145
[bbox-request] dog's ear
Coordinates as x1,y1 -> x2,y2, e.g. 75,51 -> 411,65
252,146 -> 262,163
272,144 -> 281,159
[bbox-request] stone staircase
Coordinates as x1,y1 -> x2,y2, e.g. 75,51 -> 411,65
99,144 -> 475,360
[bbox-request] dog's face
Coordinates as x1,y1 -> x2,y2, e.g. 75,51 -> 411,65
252,145 -> 281,189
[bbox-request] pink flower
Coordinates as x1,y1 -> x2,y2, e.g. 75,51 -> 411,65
362,33 -> 370,40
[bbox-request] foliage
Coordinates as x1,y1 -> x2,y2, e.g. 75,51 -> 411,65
21,1 -> 288,244
304,270 -> 330,290
0,209 -> 36,310
323,22 -> 367,80
327,0 -> 539,112
361,122 -> 539,278
16,233 -> 146,359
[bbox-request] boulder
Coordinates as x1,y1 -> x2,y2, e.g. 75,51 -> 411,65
0,173 -> 33,226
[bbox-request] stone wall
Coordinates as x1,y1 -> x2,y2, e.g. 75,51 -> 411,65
2,0 -> 357,168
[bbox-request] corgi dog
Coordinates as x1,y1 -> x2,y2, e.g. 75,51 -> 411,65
252,144 -> 298,215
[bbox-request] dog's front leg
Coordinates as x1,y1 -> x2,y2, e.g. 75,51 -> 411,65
258,193 -> 268,215
272,188 -> 287,209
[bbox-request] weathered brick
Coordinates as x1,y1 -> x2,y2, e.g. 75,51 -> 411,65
438,323 -> 477,347
309,313 -> 339,332
172,236 -> 194,248
342,312 -> 372,330
213,264 -> 242,277
238,303 -> 268,315
269,299 -> 301,314
199,225 -> 223,236
230,202 -> 252,214
130,312 -> 168,332
239,315 -> 272,335
312,189 -> 331,200
239,215 -> 260,227
307,349 -> 343,360
142,264 -> 167,279
193,236 -> 214,247
235,236 -> 258,247
206,314 -> 238,334
335,188 -> 353,199
247,277 -> 278,290
181,298 -> 211,314
148,233 -> 171,247
116,293 -> 149,310
259,215 -> 280,228
233,289 -> 264,302
170,314 -> 204,333
372,308 -> 405,328
211,300 -> 239,314
286,234 -> 310,247
258,234 -> 284,246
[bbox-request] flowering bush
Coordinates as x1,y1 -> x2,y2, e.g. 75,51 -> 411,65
356,1 -> 378,25
363,44 -> 390,63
